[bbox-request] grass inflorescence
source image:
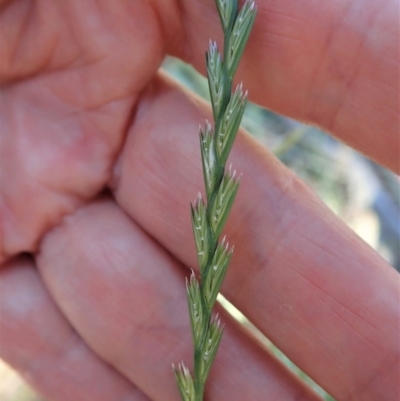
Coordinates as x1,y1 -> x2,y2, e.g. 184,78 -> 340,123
173,1 -> 256,400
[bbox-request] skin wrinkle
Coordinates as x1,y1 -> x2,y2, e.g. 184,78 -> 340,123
354,77 -> 399,119
60,0 -> 107,60
362,85 -> 399,121
175,0 -> 221,66
351,90 -> 397,128
148,0 -> 184,57
260,5 -> 306,24
293,261 -> 385,338
275,303 -> 342,371
229,248 -> 349,384
328,0 -> 395,134
260,29 -> 302,44
237,174 -> 318,283
0,0 -> 61,84
6,0 -> 34,77
368,67 -> 399,94
380,49 -> 399,65
356,350 -> 400,401
342,102 -> 391,152
6,15 -> 80,85
256,7 -> 303,44
60,94 -> 134,127
46,58 -> 117,108
39,30 -> 64,82
59,100 -> 133,160
304,0 -> 355,128
294,230 -> 357,269
287,263 -> 382,354
276,223 -> 398,340
35,9 -> 62,84
31,0 -> 61,73
282,304 -> 347,369
276,319 -> 350,400
292,234 -> 394,334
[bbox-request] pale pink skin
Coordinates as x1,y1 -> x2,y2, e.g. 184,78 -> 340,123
0,1 -> 399,400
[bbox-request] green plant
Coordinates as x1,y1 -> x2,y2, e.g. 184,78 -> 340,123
173,1 -> 257,400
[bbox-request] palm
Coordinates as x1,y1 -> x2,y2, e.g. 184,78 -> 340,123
1,1 -> 399,401
1,1 -> 166,258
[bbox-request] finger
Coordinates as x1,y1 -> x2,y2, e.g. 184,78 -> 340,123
36,197 -> 322,401
0,256 -> 151,401
111,73 -> 400,401
170,0 -> 399,172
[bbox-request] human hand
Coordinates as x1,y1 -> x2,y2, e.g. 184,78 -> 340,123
1,1 -> 398,400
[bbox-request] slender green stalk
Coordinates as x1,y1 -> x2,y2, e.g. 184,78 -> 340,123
173,1 -> 256,400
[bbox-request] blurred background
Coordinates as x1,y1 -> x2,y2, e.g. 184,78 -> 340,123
1,58 -> 399,401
